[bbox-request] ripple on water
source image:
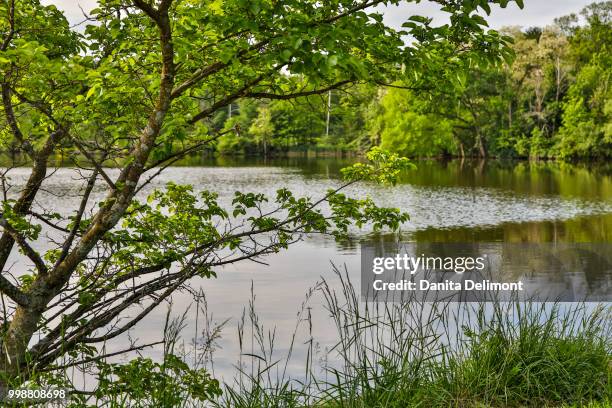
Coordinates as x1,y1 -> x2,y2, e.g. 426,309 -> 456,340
3,166 -> 611,232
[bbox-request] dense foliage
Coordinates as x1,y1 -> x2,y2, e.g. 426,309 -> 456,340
213,2 -> 611,160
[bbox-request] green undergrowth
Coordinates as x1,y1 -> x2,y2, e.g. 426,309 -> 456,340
38,266 -> 610,407
216,266 -> 611,408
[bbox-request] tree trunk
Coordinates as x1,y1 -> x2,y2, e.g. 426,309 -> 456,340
477,132 -> 487,158
0,3 -> 176,391
508,101 -> 512,130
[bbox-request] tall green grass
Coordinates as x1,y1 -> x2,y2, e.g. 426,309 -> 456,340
215,264 -> 611,408
37,265 -> 610,407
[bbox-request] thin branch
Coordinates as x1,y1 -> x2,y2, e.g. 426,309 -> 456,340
135,129 -> 235,195
143,127 -> 235,171
1,85 -> 35,158
0,275 -> 29,307
132,0 -> 160,24
83,275 -> 187,343
55,169 -> 99,267
245,80 -> 352,100
187,66 -> 285,125
38,340 -> 164,372
26,211 -> 71,234
0,0 -> 15,51
0,219 -> 47,275
69,136 -> 116,190
171,40 -> 271,99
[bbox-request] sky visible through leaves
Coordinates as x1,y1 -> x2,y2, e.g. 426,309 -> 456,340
45,0 -> 597,31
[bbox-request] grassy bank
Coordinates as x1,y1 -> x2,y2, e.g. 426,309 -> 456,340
60,266 -> 611,407
214,266 -> 611,408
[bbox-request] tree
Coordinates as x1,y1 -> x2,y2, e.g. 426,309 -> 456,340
216,99 -> 260,154
0,0 -> 516,397
369,87 -> 454,157
553,1 -> 612,159
249,105 -> 274,155
564,1 -> 612,66
269,97 -> 326,151
403,64 -> 510,158
364,2 -> 611,160
554,54 -> 612,159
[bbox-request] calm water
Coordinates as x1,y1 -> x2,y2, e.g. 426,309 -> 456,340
4,157 -> 612,380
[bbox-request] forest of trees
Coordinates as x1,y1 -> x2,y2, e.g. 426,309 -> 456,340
211,2 -> 611,160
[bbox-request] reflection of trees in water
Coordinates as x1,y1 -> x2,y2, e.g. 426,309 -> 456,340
390,159 -> 612,200
557,247 -> 612,293
360,240 -> 612,301
500,244 -> 612,298
410,214 -> 612,243
161,157 -> 612,201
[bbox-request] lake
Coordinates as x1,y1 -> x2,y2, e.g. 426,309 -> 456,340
4,156 -> 612,382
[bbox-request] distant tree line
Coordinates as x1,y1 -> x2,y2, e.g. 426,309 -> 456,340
211,2 -> 611,160
207,85 -> 376,155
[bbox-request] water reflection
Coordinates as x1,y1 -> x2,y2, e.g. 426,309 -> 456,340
179,156 -> 612,202
361,242 -> 612,302
407,213 -> 612,243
